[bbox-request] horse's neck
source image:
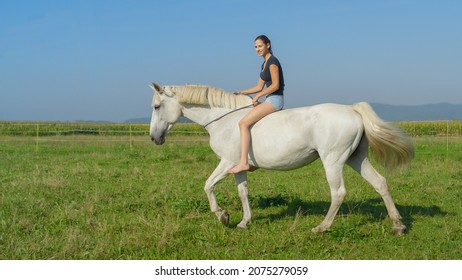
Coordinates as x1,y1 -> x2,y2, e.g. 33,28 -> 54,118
181,105 -> 232,128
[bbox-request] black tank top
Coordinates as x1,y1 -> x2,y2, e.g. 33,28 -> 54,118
260,55 -> 284,95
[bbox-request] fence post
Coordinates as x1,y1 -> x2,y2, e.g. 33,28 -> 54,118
129,124 -> 133,153
36,124 -> 39,153
446,120 -> 449,158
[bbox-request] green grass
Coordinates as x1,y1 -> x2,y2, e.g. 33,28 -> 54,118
0,135 -> 461,259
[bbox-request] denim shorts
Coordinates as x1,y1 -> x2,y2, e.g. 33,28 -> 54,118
264,94 -> 284,111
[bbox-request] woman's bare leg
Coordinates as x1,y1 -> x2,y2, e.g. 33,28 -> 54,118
228,102 -> 276,174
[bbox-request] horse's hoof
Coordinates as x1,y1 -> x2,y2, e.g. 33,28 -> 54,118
219,211 -> 229,226
237,222 -> 248,230
311,226 -> 326,234
393,224 -> 407,236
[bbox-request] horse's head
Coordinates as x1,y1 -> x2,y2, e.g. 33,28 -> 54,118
149,82 -> 182,145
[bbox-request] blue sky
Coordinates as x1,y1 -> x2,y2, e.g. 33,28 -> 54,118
1,0 -> 461,122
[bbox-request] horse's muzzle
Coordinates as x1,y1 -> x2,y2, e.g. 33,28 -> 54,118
151,135 -> 165,145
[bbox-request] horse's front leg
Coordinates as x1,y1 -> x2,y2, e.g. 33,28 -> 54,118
235,172 -> 251,229
204,159 -> 233,226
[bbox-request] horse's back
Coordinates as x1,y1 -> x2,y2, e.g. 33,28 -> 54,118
257,103 -> 363,136
243,103 -> 364,169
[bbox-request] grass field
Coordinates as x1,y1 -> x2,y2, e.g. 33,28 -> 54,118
0,129 -> 461,259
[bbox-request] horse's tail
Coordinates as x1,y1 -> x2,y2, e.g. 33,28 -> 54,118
352,102 -> 414,171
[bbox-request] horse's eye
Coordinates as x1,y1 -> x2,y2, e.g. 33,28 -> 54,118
154,105 -> 160,110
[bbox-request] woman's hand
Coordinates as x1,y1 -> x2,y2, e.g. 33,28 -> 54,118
252,95 -> 261,106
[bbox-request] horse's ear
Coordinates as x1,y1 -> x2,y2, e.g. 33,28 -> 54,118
150,82 -> 163,94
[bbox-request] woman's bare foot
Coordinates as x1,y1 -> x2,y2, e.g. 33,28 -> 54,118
228,163 -> 250,174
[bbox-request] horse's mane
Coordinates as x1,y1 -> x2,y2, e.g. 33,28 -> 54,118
166,84 -> 252,109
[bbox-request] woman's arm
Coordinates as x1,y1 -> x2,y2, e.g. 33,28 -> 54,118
239,79 -> 265,95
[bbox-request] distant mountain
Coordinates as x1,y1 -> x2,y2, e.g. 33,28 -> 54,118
125,116 -> 192,124
124,117 -> 150,123
370,103 -> 462,121
125,103 -> 462,123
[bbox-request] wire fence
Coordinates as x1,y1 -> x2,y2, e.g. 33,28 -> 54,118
1,120 -> 461,153
0,122 -> 209,153
2,120 -> 462,136
0,122 -> 208,136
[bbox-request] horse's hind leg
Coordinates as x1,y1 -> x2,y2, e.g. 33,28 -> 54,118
312,162 -> 347,233
204,159 -> 234,226
347,139 -> 407,235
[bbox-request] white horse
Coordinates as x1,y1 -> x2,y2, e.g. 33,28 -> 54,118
149,83 -> 414,235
